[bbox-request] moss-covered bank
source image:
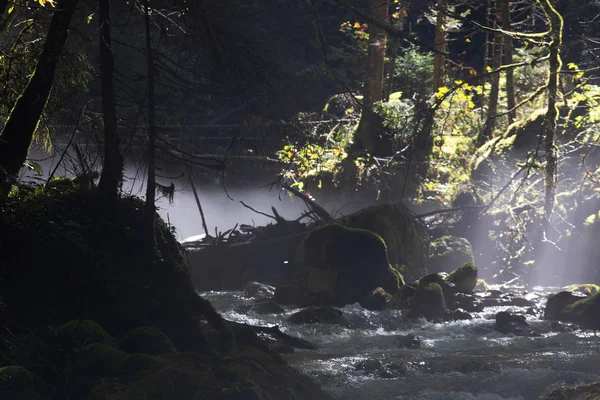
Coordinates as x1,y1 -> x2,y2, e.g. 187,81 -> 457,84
0,186 -> 333,399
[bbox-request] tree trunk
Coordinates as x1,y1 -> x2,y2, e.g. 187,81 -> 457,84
383,3 -> 407,101
500,0 -> 516,124
482,0 -> 491,76
0,0 -> 77,199
144,0 -> 157,253
432,0 -> 447,90
539,0 -> 563,220
96,0 -> 123,205
354,0 -> 388,156
478,1 -> 503,147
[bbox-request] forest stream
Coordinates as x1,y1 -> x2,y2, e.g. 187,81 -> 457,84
202,286 -> 600,400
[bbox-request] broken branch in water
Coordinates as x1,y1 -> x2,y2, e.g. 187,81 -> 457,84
282,183 -> 332,223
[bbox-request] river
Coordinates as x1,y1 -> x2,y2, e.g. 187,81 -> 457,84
201,285 -> 600,400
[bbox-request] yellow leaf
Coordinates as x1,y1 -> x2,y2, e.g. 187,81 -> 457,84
465,38 -> 471,43
353,22 -> 361,29
87,13 -> 94,24
486,66 -> 492,73
392,12 -> 399,19
8,5 -> 14,14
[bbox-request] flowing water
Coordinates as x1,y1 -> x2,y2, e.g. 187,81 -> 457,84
201,286 -> 600,400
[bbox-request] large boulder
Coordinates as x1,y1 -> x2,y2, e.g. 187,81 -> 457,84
544,291 -> 587,320
548,292 -> 600,330
427,236 -> 474,274
336,203 -> 430,282
406,282 -> 447,321
447,262 -> 478,293
285,223 -> 403,306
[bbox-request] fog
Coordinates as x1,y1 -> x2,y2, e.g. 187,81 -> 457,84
24,146 -> 600,285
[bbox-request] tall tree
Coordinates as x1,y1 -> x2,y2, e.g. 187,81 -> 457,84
538,0 -> 563,221
143,0 -> 157,252
478,0 -> 504,147
354,0 -> 388,155
96,0 -> 123,205
432,0 -> 447,90
499,0 -> 516,124
0,0 -> 78,199
384,1 -> 408,101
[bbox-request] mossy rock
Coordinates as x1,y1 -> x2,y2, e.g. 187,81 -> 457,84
74,343 -> 129,377
561,292 -> 600,330
297,223 -> 402,306
119,326 -> 177,356
544,291 -> 587,320
408,282 -> 447,320
428,236 -> 474,274
337,203 -> 430,281
565,283 -> 600,296
57,319 -> 113,348
121,354 -> 166,374
120,365 -> 215,400
0,366 -> 41,400
447,262 -> 478,293
539,381 -> 600,400
472,109 -> 546,176
386,284 -> 417,310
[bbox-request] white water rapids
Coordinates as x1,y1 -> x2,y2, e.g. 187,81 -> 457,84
201,286 -> 600,400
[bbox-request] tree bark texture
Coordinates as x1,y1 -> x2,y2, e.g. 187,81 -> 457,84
500,0 -> 516,124
538,0 -> 563,220
478,1 -> 504,147
432,0 -> 447,90
355,0 -> 388,155
96,0 -> 124,205
144,0 -> 157,250
0,0 -> 77,198
384,3 -> 407,101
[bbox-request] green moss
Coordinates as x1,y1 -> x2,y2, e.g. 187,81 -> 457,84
475,279 -> 490,291
57,319 -> 112,347
122,365 -> 214,400
337,203 -> 430,281
419,282 -> 444,294
119,327 -> 176,356
0,366 -> 40,400
566,284 -> 600,295
539,381 -> 600,400
300,223 -> 402,305
447,262 -> 478,293
75,343 -> 129,377
121,354 -> 166,374
419,273 -> 447,286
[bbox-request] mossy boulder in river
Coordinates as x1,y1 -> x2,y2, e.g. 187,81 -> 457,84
407,282 -> 447,321
427,236 -> 475,274
447,262 -> 478,293
285,223 -> 402,306
545,291 -> 600,330
336,203 -> 430,282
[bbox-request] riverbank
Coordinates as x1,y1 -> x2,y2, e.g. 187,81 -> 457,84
0,185 -> 333,399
